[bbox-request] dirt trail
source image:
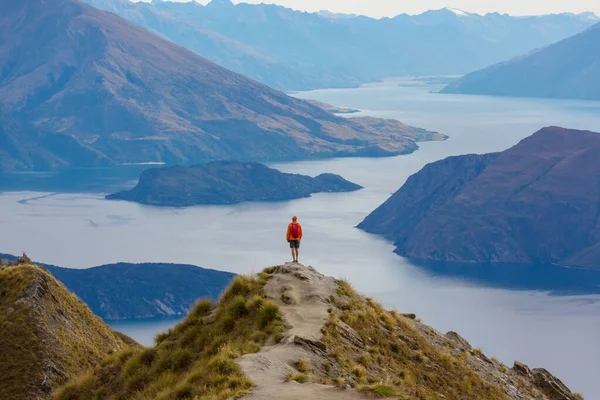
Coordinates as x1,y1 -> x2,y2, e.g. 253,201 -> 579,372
236,262 -> 371,400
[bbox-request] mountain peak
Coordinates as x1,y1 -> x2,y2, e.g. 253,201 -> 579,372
205,0 -> 234,8
0,259 -> 138,399
445,7 -> 474,17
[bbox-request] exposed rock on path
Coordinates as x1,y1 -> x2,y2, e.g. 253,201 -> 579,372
237,263 -> 373,399
237,262 -> 581,400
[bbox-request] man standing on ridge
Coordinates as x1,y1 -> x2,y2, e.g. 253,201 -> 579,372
286,216 -> 303,263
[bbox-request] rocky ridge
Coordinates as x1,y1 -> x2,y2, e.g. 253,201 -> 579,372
0,256 -> 139,400
55,262 -> 583,399
235,263 -> 580,400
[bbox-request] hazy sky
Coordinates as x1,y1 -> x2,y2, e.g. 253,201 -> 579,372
144,0 -> 600,18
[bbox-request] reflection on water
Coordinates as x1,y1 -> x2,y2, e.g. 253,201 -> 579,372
0,165 -> 148,194
411,259 -> 600,296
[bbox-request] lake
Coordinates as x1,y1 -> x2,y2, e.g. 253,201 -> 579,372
2,79 -> 600,397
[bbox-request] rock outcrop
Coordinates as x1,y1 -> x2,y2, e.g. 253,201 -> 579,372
106,161 -> 363,206
359,126 -> 600,269
513,362 -> 580,400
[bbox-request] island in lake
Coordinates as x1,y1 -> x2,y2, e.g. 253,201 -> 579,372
359,126 -> 600,270
106,161 -> 363,207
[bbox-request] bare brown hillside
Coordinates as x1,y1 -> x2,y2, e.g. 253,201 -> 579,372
0,0 -> 435,169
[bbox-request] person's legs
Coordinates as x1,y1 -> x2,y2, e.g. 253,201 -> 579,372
295,247 -> 299,262
290,245 -> 295,262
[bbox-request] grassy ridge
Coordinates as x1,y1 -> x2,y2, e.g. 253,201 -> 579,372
54,269 -> 284,400
320,280 -> 509,399
0,263 -> 134,400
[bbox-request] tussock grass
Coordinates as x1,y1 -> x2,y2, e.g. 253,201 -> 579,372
54,268 -> 284,400
321,280 -> 508,400
286,373 -> 309,383
296,358 -> 309,373
358,383 -> 397,397
0,263 -> 134,400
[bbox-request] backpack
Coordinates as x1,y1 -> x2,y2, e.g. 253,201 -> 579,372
290,223 -> 300,238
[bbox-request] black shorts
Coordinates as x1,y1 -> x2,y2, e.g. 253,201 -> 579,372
289,240 -> 300,249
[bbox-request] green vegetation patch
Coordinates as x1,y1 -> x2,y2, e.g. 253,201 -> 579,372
54,269 -> 284,400
321,279 -> 508,400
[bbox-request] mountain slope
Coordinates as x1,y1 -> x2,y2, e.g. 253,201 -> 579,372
359,127 -> 600,268
106,161 -> 363,206
82,0 -> 316,91
442,23 -> 600,100
0,0 -> 423,170
0,258 -> 138,400
86,0 -> 598,90
0,254 -> 235,320
0,106 -> 108,170
54,263 -> 580,400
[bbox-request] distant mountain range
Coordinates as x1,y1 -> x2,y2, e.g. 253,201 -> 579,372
359,126 -> 600,269
106,161 -> 363,206
0,254 -> 234,320
0,0 -> 433,171
443,23 -> 600,100
83,0 -> 598,91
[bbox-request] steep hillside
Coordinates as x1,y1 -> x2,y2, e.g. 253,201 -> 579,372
1,254 -> 235,320
82,0 -> 315,90
85,0 -> 598,90
0,106 -> 107,170
0,257 -> 138,400
106,161 -> 363,206
442,23 -> 600,100
0,0 -> 430,171
54,263 -> 581,400
359,127 -> 600,269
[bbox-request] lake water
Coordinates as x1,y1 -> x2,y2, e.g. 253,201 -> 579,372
2,79 -> 600,397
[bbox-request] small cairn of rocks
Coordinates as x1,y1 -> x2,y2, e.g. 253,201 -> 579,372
0,253 -> 32,268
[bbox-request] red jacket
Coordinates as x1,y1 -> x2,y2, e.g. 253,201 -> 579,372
286,222 -> 303,241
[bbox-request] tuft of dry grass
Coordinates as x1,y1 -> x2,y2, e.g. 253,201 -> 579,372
54,268 -> 284,400
358,383 -> 397,397
0,262 -> 135,400
286,373 -> 309,383
296,358 -> 309,373
320,279 -> 509,400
